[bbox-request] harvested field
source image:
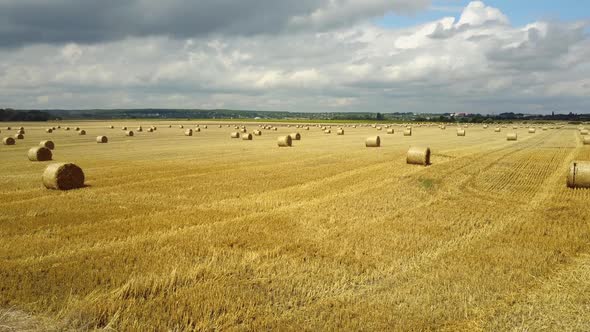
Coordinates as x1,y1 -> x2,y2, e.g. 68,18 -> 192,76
0,121 -> 589,331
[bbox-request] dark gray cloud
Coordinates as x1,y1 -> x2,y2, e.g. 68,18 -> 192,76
0,0 -> 429,48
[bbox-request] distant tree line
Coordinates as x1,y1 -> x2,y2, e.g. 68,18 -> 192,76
0,109 -> 53,121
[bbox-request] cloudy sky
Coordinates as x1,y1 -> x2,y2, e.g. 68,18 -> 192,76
0,0 -> 588,114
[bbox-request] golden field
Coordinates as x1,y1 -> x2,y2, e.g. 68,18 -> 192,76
1,121 -> 589,331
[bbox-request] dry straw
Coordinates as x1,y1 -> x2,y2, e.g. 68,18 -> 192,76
567,161 -> 590,188
3,137 -> 15,145
277,135 -> 292,147
42,163 -> 85,190
507,133 -> 518,141
28,146 -> 52,161
365,136 -> 380,147
96,136 -> 108,143
242,133 -> 253,140
40,140 -> 55,150
407,146 -> 431,166
289,133 -> 301,140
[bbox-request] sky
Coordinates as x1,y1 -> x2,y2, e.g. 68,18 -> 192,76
0,1 -> 588,114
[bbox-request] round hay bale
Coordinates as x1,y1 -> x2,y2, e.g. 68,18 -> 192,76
231,132 -> 240,138
403,129 -> 412,136
15,133 -> 24,139
17,129 -> 25,135
28,146 -> 52,161
184,129 -> 193,136
194,128 -> 201,132
337,129 -> 344,135
3,137 -> 16,145
513,126 -> 518,130
494,127 -> 501,132
272,127 -> 277,131
324,129 -> 331,134
457,129 -> 466,136
528,128 -> 536,133
18,127 -> 24,131
169,125 -> 172,128
567,161 -> 590,188
125,130 -> 134,137
179,125 -> 184,129
387,128 -> 395,134
121,126 -> 127,130
240,128 -> 247,133
483,125 -> 488,129
440,125 -> 446,130
79,130 -> 86,135
581,129 -> 589,135
151,126 -> 157,131
203,125 -> 208,129
65,127 -> 70,131
253,130 -> 262,136
109,125 -> 114,129
305,127 -> 310,130
147,128 -> 153,132
6,126 -> 11,130
42,163 -> 85,190
242,133 -> 253,140
507,133 -> 518,141
365,136 -> 380,147
40,140 -> 55,150
376,127 -> 382,131
407,146 -> 431,165
277,135 -> 292,147
289,132 -> 301,140
96,136 -> 108,143
46,128 -> 53,133
137,127 -> 143,132
218,125 -> 222,128
583,137 -> 590,145
75,127 -> 81,131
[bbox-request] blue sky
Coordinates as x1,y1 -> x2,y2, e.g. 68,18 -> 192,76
378,0 -> 590,28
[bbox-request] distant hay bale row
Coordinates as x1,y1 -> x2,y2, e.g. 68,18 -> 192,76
407,146 -> 430,166
28,146 -> 52,161
567,161 -> 590,188
43,163 -> 85,190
